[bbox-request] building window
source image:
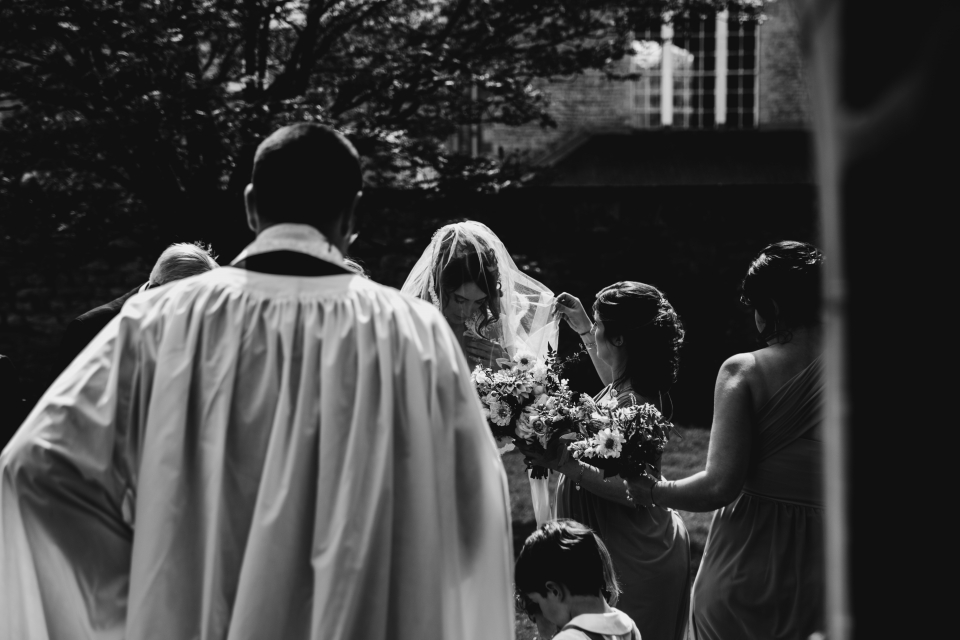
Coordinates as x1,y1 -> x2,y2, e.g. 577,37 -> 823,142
629,10 -> 759,129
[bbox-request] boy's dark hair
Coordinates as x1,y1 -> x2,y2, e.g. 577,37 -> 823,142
251,123 -> 362,226
514,519 -> 620,616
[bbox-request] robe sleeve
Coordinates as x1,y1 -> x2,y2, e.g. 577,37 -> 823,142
0,310 -> 149,639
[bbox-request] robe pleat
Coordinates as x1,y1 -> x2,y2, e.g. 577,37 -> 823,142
0,268 -> 515,640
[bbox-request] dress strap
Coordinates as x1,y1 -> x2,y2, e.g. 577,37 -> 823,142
593,384 -> 614,403
560,624 -> 605,640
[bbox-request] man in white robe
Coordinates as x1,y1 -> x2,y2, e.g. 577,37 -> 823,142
0,124 -> 515,640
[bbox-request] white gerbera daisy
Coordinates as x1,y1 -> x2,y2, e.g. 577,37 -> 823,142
513,350 -> 536,371
594,428 -> 625,458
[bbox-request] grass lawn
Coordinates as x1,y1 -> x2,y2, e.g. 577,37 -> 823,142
506,426 -> 712,640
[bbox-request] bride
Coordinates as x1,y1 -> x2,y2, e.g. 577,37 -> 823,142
401,221 -> 557,369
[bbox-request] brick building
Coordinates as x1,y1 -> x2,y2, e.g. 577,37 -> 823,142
452,0 -> 810,186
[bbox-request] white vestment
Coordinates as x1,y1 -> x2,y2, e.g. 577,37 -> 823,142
0,226 -> 515,640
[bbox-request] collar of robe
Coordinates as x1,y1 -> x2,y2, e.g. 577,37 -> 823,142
231,223 -> 348,269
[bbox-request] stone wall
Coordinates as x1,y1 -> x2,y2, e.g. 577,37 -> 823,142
758,0 -> 810,127
484,60 -> 636,159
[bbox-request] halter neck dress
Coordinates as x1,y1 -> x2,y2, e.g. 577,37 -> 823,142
557,385 -> 691,640
692,355 -> 826,639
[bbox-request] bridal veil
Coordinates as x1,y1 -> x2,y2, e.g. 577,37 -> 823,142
400,221 -> 558,362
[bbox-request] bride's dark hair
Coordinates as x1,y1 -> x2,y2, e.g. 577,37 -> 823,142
740,241 -> 823,343
593,282 -> 684,395
433,235 -> 502,332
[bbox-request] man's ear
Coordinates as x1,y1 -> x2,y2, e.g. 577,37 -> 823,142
244,184 -> 259,234
613,335 -> 625,348
544,581 -> 565,601
335,191 -> 363,253
338,191 -> 363,249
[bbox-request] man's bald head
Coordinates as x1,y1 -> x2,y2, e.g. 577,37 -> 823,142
247,123 -> 362,235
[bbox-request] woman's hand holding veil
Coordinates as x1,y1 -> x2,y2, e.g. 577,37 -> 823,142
554,292 -> 593,335
464,336 -> 508,369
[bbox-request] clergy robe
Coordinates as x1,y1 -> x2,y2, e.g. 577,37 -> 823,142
0,264 -> 515,640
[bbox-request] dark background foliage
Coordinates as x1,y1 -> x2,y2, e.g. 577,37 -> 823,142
0,0 -> 787,441
350,184 -> 817,426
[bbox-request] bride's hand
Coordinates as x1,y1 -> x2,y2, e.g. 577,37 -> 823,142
553,292 -> 592,335
514,436 -> 568,471
465,337 -> 508,368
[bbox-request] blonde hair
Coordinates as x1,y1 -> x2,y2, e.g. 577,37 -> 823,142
149,242 -> 219,287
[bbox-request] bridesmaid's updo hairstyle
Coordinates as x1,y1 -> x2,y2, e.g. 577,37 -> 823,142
740,241 -> 823,343
593,282 -> 684,394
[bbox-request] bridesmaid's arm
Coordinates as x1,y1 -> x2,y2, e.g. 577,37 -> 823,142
558,457 -> 636,508
580,332 -> 614,387
626,354 -> 755,512
552,291 -> 614,385
516,439 -> 634,508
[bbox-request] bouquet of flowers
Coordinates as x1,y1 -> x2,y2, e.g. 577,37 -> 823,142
471,345 -> 584,478
563,390 -> 675,480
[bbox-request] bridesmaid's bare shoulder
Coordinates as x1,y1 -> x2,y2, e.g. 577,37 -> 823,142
715,352 -> 760,398
719,351 -> 761,380
717,351 -> 772,413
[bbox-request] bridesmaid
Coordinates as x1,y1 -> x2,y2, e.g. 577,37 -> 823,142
524,282 -> 691,640
625,241 -> 826,640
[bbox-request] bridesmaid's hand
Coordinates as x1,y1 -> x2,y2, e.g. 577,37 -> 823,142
553,292 -> 592,335
624,474 -> 658,507
465,336 -> 508,368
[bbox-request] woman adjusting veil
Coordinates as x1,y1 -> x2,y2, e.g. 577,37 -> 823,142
401,221 -> 558,369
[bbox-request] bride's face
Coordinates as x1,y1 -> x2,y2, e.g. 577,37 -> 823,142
442,282 -> 488,325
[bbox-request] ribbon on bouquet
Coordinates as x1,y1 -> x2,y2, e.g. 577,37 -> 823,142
528,470 -> 555,528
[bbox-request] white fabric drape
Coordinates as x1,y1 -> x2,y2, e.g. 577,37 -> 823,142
528,471 -> 555,527
1,266 -> 515,640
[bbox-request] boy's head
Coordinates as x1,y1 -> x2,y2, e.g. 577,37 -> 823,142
514,519 -> 620,626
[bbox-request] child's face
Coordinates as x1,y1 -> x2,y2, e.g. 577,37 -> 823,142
525,583 -> 571,628
532,612 -> 559,639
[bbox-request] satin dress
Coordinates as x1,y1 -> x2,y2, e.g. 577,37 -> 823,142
692,356 -> 826,640
557,385 -> 691,640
